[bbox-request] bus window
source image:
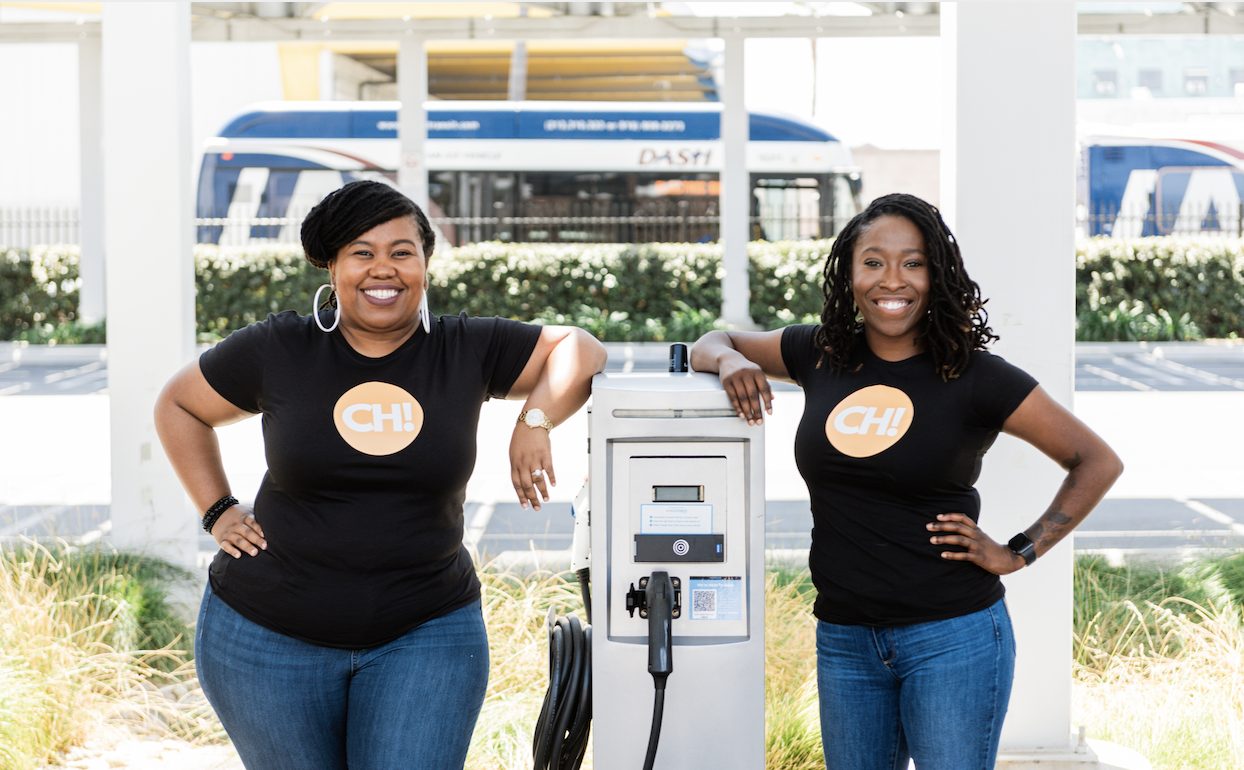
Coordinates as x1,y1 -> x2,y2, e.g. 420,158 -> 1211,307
752,176 -> 830,240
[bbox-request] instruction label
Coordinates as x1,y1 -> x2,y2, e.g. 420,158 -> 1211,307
640,503 -> 713,534
688,576 -> 743,621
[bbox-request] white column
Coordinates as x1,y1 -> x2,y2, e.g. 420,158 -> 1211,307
507,40 -> 528,101
719,33 -> 751,328
103,3 -> 196,570
942,1 -> 1079,757
77,36 -> 105,324
398,37 -> 429,210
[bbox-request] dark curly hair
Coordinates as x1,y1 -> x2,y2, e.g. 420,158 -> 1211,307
813,192 -> 997,380
299,179 -> 436,270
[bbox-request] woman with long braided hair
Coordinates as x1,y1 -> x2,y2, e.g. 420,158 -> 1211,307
691,193 -> 1121,770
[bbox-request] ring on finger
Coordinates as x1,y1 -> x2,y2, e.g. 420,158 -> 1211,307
531,469 -> 544,479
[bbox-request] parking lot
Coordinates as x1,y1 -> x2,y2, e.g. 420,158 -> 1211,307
3,341 -> 1242,565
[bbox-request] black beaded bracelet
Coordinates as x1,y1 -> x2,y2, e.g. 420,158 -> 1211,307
202,494 -> 239,534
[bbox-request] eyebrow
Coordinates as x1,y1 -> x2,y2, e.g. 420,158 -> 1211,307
347,238 -> 420,248
860,245 -> 925,255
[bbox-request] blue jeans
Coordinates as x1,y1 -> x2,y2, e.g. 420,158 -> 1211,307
816,599 -> 1015,770
195,586 -> 489,770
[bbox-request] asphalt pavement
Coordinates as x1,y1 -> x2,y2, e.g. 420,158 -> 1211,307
3,341 -> 1243,564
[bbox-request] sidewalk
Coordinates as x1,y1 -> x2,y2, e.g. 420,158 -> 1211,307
44,735 -> 242,770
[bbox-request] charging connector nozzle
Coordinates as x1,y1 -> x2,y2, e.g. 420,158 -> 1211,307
645,571 -> 675,680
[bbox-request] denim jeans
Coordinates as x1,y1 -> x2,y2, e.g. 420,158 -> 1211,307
816,598 -> 1015,770
195,585 -> 489,770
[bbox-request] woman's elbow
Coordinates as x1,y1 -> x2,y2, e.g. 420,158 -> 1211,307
576,328 -> 608,373
1105,449 -> 1124,485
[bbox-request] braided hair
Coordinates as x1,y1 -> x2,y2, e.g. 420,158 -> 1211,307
813,193 -> 997,380
299,179 -> 436,270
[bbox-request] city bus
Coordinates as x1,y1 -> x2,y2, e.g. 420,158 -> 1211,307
1081,132 -> 1244,237
196,101 -> 862,246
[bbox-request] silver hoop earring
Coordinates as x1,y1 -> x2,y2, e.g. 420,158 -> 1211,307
312,283 -> 340,333
419,290 -> 431,334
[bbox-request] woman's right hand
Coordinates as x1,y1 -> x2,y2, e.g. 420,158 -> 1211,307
719,356 -> 774,425
210,503 -> 267,558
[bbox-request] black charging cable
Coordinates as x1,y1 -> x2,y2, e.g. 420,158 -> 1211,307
533,573 -> 593,770
642,571 -> 675,770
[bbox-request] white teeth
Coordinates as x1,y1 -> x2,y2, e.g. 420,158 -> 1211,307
877,300 -> 909,310
365,289 -> 398,299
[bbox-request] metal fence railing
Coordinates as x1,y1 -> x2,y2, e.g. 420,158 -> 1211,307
1082,203 -> 1244,239
5,205 -> 1243,250
0,207 -> 80,248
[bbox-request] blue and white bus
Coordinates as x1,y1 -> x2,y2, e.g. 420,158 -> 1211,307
1082,132 -> 1244,237
196,101 -> 862,246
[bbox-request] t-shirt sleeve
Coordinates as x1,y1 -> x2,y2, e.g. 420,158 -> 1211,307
463,315 -> 543,399
198,317 -> 271,414
970,352 -> 1039,430
779,324 -> 821,387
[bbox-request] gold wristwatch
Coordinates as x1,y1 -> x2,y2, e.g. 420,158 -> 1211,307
518,408 -> 554,431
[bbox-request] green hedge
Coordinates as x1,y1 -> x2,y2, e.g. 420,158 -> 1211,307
1076,237 -> 1244,340
3,237 -> 1242,342
0,247 -> 87,341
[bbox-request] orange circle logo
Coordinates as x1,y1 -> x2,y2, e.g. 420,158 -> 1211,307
332,382 -> 424,456
825,385 -> 914,458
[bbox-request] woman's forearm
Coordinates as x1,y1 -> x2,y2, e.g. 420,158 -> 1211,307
689,330 -> 737,373
520,328 -> 606,424
1023,446 -> 1124,558
154,390 -> 234,515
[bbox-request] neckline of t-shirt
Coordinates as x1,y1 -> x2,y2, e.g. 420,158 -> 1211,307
862,344 -> 930,368
330,324 -> 428,365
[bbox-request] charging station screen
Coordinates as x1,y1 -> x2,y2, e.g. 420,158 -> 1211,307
652,485 -> 704,503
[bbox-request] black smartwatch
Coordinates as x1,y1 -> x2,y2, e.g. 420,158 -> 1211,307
1007,532 -> 1038,566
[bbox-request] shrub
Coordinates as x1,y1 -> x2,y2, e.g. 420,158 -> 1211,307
1076,237 -> 1244,340
2,237 -> 1243,342
0,246 -> 83,341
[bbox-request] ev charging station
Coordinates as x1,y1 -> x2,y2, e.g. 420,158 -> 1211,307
587,363 -> 766,769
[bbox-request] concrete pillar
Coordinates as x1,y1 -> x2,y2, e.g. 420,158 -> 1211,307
397,37 -> 429,210
508,41 -> 528,101
942,1 -> 1082,759
719,33 -> 751,328
77,36 -> 105,324
102,3 -> 197,570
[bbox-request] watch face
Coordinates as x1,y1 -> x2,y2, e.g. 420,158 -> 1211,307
524,408 -> 547,427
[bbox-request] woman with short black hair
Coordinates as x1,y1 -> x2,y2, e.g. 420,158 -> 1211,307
155,179 -> 606,769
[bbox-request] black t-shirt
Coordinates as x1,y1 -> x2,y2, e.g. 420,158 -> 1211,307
199,311 -> 540,648
780,325 -> 1038,626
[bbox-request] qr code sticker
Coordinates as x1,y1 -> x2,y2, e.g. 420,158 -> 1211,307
692,588 -> 717,618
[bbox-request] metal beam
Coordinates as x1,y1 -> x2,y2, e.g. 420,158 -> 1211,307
13,9 -> 1244,44
1077,10 -> 1244,35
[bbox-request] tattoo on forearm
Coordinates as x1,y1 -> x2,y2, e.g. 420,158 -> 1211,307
1030,510 -> 1073,549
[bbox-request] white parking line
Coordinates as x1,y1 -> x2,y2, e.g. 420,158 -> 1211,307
43,361 -> 105,384
1111,356 -> 1188,386
1081,364 -> 1153,391
75,518 -> 111,546
1076,529 -> 1241,538
1147,357 -> 1244,390
464,502 -> 495,549
0,506 -> 67,537
1178,498 -> 1244,536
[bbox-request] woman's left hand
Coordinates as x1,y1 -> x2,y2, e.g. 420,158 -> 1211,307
510,425 -> 555,510
927,513 -> 1024,576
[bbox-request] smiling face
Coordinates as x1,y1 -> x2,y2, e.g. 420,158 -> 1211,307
850,214 -> 931,361
328,216 -> 427,355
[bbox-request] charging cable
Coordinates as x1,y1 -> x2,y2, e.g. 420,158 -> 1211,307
533,484 -> 593,770
642,571 -> 675,770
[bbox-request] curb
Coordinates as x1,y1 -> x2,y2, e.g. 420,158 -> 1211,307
4,340 -> 1240,367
